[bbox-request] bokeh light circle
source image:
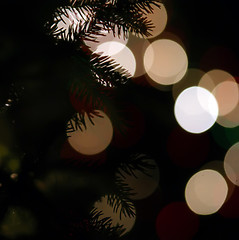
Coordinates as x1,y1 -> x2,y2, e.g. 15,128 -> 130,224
94,195 -> 136,236
66,110 -> 113,155
174,86 -> 218,134
212,81 -> 239,116
94,41 -> 136,77
185,169 -> 228,215
224,142 -> 239,186
144,39 -> 188,86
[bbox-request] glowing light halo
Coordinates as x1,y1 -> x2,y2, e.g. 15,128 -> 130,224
94,41 -> 136,77
174,86 -> 218,134
185,169 -> 228,215
93,195 -> 136,236
66,110 -> 113,155
144,39 -> 188,86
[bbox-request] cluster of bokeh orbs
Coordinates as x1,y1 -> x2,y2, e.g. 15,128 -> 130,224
52,3 -> 239,239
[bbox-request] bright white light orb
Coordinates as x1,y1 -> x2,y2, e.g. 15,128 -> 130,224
185,169 -> 228,215
144,39 -> 188,86
174,86 -> 218,134
94,41 -> 136,77
66,110 -> 113,155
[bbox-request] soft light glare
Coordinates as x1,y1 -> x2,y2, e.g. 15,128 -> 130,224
224,142 -> 239,186
94,41 -> 136,77
67,110 -> 113,155
94,195 -> 136,236
185,170 -> 228,215
174,86 -> 218,134
144,39 -> 188,86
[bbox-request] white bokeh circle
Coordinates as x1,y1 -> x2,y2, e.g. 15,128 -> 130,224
174,86 -> 218,133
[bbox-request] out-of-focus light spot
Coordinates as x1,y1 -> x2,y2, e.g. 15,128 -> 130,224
155,202 -> 199,240
67,110 -> 113,155
216,103 -> 239,128
199,69 -> 236,92
212,81 -> 239,116
116,159 -> 159,200
185,169 -> 228,215
172,68 -> 205,101
10,173 -> 18,180
224,142 -> 239,186
174,86 -> 218,134
167,127 -> 210,168
126,33 -> 150,78
95,41 -> 125,56
0,207 -> 37,239
60,140 -> 107,166
85,25 -> 128,52
94,195 -> 136,236
94,41 -> 136,77
144,39 -> 188,86
141,3 -> 168,39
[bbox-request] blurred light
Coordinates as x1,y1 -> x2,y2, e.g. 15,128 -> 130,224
94,41 -> 136,77
212,81 -> 239,116
167,127 -> 210,168
0,207 -> 37,239
10,173 -> 18,180
156,202 -> 199,240
85,25 -> 128,52
67,110 -> 113,155
199,69 -> 236,90
126,33 -> 150,78
172,68 -> 205,101
144,39 -> 188,86
94,195 -> 136,236
141,3 -> 168,39
174,86 -> 218,133
185,169 -> 228,215
224,142 -> 239,186
116,159 -> 159,200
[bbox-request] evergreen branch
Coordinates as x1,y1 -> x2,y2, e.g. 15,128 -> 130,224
89,207 -> 125,237
90,54 -> 130,87
117,153 -> 156,178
